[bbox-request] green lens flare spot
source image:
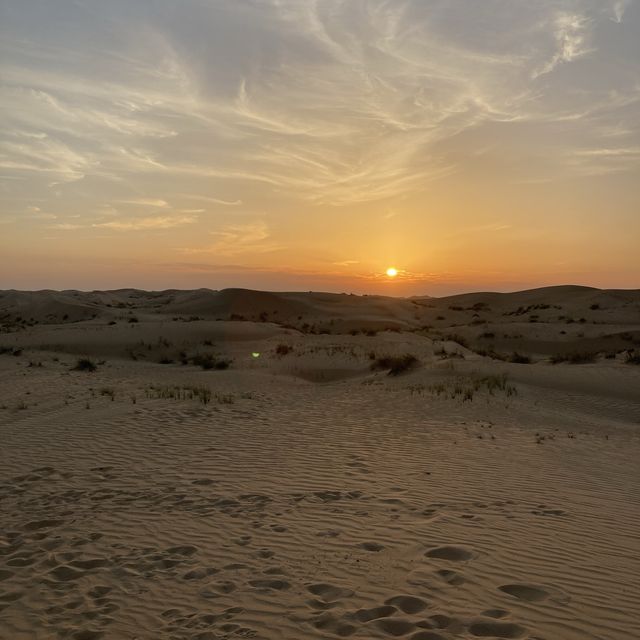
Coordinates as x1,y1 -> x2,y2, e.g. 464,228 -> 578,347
252,352 -> 260,358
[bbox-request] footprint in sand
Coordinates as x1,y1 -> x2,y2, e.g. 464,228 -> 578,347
23,519 -> 65,532
410,632 -> 448,640
70,558 -> 110,570
482,609 -> 510,618
307,583 -> 354,603
425,545 -> 474,561
249,578 -> 291,591
352,605 -> 397,622
468,620 -> 526,638
384,595 -> 429,614
165,544 -> 198,556
49,565 -> 85,582
182,567 -> 218,580
499,584 -> 549,602
312,612 -> 357,637
373,617 -> 416,636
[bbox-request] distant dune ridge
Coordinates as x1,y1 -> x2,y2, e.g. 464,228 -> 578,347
1,285 -> 639,639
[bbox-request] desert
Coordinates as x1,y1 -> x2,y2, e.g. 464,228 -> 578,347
1,286 -> 639,640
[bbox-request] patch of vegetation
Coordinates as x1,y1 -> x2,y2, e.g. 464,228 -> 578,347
443,334 -> 469,348
73,358 -> 97,372
509,352 -> 531,364
625,350 -> 640,365
371,354 -> 419,376
191,353 -> 232,370
550,352 -> 598,364
146,385 -> 212,405
415,373 -> 517,402
435,347 -> 464,360
275,343 -> 293,356
100,388 -> 115,400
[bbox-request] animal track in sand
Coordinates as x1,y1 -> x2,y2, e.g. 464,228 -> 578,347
425,545 -> 474,561
499,584 -> 549,602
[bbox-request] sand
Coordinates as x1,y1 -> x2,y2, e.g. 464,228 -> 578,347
1,286 -> 639,639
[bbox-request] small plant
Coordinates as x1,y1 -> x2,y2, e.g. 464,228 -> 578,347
128,316 -> 139,323
275,344 -> 293,356
100,388 -> 115,400
146,384 -> 212,405
371,354 -> 419,376
625,350 -> 640,365
73,358 -> 97,372
509,352 -> 531,364
551,352 -> 598,364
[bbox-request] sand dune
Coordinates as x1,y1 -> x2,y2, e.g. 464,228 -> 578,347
1,286 -> 639,639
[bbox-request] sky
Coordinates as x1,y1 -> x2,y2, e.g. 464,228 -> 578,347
1,0 -> 639,296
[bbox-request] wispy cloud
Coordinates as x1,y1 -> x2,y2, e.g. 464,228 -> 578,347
177,220 -> 281,256
94,214 -> 198,231
533,12 -> 593,78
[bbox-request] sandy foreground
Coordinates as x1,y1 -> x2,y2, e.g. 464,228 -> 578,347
1,286 -> 639,640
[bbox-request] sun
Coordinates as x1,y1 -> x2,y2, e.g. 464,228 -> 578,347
386,267 -> 398,278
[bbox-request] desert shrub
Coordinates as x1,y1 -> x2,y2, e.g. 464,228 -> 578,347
435,347 -> 464,360
146,385 -> 212,405
190,353 -> 231,370
479,332 -> 495,339
275,344 -> 293,356
625,351 -> 640,365
128,316 -> 139,323
590,303 -> 600,310
551,352 -> 598,364
108,320 -> 116,326
509,352 -> 531,364
371,354 -> 419,376
73,358 -> 97,372
100,388 -> 115,400
443,334 -> 469,348
158,356 -> 174,364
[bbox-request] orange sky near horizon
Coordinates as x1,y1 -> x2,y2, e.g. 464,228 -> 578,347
1,1 -> 639,295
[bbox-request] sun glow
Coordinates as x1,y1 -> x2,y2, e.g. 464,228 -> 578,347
386,267 -> 398,278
